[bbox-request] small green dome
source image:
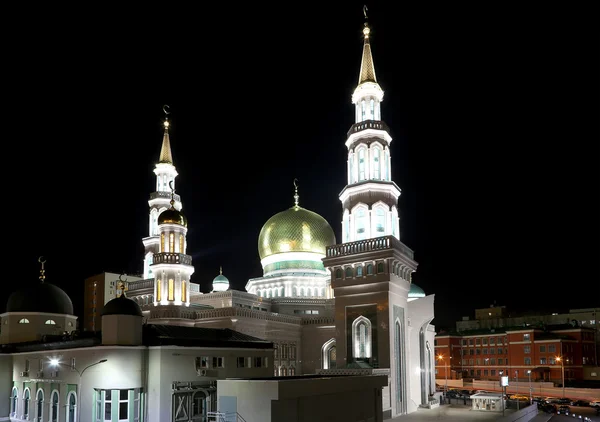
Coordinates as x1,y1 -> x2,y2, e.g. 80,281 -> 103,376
408,283 -> 426,298
258,206 -> 336,260
213,275 -> 229,284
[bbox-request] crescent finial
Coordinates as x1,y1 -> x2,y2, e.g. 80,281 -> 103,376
363,5 -> 368,20
38,256 -> 46,282
293,178 -> 299,207
163,104 -> 170,115
118,273 -> 127,282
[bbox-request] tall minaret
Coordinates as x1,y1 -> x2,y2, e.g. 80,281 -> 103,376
142,105 -> 182,279
152,183 -> 194,307
339,14 -> 401,243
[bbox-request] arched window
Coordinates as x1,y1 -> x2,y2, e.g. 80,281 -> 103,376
67,392 -> 77,422
370,99 -> 375,120
377,262 -> 384,273
50,390 -> 59,422
384,148 -> 390,181
36,389 -> 43,422
19,318 -> 30,324
356,265 -> 363,277
343,210 -> 350,242
348,153 -> 354,184
352,316 -> 372,359
45,319 -> 56,325
181,281 -> 187,302
361,100 -> 366,121
168,279 -> 174,301
23,388 -> 31,419
366,264 -> 374,275
344,267 -> 353,278
375,207 -> 385,234
355,208 -> 367,240
358,148 -> 366,181
373,146 -> 381,179
322,338 -> 337,369
10,387 -> 18,417
335,269 -> 342,279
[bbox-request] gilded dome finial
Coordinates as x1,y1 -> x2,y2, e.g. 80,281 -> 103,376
163,104 -> 170,130
219,266 -> 223,275
293,178 -> 299,208
38,256 -> 46,283
168,180 -> 176,209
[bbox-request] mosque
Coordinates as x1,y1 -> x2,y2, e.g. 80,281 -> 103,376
0,13 -> 436,422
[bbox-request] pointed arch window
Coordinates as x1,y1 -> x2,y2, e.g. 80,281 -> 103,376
366,264 -> 374,275
352,316 -> 372,359
370,99 -> 375,120
10,387 -> 18,417
356,265 -> 363,277
343,210 -> 350,242
384,148 -> 390,181
345,267 -> 353,278
23,388 -> 31,419
377,262 -> 385,273
36,389 -> 44,422
358,148 -> 366,181
335,269 -> 342,279
66,392 -> 76,422
50,390 -> 59,422
322,338 -> 337,369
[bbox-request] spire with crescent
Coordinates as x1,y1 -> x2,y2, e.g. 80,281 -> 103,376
159,105 -> 174,164
358,6 -> 377,85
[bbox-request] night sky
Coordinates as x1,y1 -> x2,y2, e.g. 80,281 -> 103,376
8,3 -> 598,331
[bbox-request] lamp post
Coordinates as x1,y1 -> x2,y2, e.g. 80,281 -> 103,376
51,358 -> 107,422
515,370 -> 519,410
527,370 -> 532,404
556,356 -> 565,398
499,370 -> 507,417
437,354 -> 447,395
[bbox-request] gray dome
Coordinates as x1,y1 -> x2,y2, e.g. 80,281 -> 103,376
6,282 -> 73,315
102,294 -> 143,317
408,283 -> 426,298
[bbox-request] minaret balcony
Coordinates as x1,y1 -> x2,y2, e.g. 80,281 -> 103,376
150,191 -> 181,202
325,235 -> 413,260
152,253 -> 192,266
347,120 -> 389,138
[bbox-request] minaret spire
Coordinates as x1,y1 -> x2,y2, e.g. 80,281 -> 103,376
38,256 -> 46,283
159,105 -> 173,164
358,5 -> 377,85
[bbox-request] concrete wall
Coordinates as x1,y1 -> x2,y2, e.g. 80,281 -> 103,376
0,354 -> 11,419
218,375 -> 387,422
301,324 -> 335,373
0,312 -> 77,344
147,346 -> 274,422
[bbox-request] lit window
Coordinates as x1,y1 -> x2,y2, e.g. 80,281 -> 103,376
356,266 -> 363,276
156,280 -> 161,302
160,233 -> 165,252
169,233 -> 174,253
358,148 -> 366,181
45,319 -> 56,325
361,100 -> 366,120
322,338 -> 336,369
373,147 -> 380,179
181,281 -> 186,302
355,208 -> 367,240
179,234 -> 184,253
370,99 -> 375,120
168,279 -> 174,301
19,318 -> 29,324
375,208 -> 385,233
352,316 -> 372,359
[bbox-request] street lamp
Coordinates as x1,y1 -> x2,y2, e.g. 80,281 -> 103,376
527,370 -> 532,404
437,354 -> 447,395
499,370 -> 507,417
556,356 -> 565,398
51,358 -> 108,422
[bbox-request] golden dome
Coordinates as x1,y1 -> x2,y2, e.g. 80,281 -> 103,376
158,207 -> 187,227
258,206 -> 336,260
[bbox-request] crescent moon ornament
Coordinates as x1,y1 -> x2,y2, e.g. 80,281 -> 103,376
163,104 -> 170,115
38,256 -> 46,264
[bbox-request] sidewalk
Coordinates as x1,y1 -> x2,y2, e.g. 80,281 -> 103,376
384,404 -> 515,421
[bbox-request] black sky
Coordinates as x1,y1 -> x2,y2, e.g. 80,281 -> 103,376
7,2 -> 599,330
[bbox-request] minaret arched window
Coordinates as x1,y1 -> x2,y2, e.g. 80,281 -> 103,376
370,99 -> 375,120
156,280 -> 162,302
384,148 -> 390,181
160,233 -> 165,252
343,210 -> 350,242
179,234 -> 184,253
169,233 -> 175,253
355,208 -> 367,240
375,207 -> 386,234
348,153 -> 354,184
361,100 -> 366,121
373,146 -> 381,179
358,148 -> 366,181
345,267 -> 353,278
168,279 -> 174,301
352,316 -> 372,359
181,281 -> 186,302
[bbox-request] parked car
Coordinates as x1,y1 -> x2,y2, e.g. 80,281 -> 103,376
557,405 -> 570,415
555,397 -> 572,405
570,399 -> 589,406
590,399 -> 600,407
539,403 -> 557,413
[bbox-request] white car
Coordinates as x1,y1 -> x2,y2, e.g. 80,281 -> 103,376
589,399 -> 600,407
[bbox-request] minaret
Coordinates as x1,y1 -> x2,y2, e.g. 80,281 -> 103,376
339,13 -> 401,243
152,182 -> 194,307
142,105 -> 182,279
